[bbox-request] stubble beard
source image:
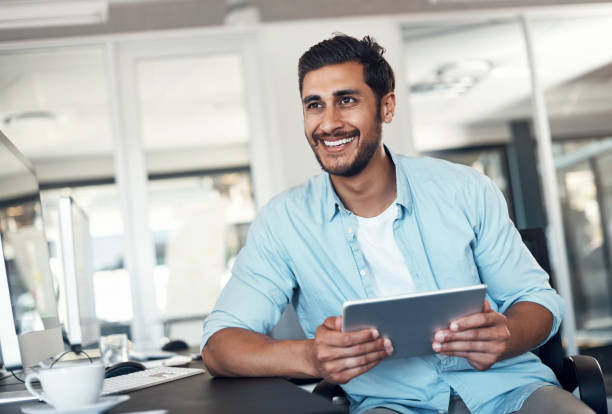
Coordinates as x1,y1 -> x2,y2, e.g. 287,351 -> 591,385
309,120 -> 382,178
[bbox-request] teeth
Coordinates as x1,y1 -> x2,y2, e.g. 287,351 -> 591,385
323,136 -> 355,147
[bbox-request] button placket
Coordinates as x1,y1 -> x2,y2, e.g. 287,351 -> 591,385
340,212 -> 372,298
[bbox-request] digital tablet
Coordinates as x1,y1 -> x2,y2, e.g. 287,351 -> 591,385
342,284 -> 487,359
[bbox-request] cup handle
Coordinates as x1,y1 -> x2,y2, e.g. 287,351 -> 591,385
24,373 -> 50,405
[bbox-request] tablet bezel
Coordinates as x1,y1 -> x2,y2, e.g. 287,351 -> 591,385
342,284 -> 487,359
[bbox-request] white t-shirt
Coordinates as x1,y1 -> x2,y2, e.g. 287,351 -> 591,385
356,202 -> 415,297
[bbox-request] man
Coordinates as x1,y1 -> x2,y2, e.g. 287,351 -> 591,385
201,35 -> 593,414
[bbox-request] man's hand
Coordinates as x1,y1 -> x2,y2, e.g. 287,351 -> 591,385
432,300 -> 511,371
311,316 -> 393,384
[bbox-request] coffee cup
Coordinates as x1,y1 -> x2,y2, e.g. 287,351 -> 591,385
24,363 -> 104,409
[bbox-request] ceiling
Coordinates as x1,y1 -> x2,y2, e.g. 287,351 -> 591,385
1,0 -> 612,42
404,14 -> 612,149
1,1 -> 612,164
0,46 -> 249,162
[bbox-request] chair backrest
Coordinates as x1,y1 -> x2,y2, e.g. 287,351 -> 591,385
518,228 -> 566,380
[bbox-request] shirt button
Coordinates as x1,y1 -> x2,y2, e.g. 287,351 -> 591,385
360,269 -> 366,276
347,227 -> 353,234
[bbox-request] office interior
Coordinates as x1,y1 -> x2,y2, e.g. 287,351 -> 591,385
1,0 -> 612,405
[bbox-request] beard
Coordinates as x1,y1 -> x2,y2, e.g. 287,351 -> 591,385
309,121 -> 382,177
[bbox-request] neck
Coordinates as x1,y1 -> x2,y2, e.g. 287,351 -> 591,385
330,145 -> 396,218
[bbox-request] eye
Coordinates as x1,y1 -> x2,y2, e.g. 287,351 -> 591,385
339,96 -> 356,105
306,102 -> 322,110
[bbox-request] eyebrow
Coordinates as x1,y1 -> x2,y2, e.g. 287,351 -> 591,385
302,94 -> 320,104
333,89 -> 359,97
302,89 -> 361,104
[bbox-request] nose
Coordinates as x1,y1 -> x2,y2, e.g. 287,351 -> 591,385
319,106 -> 343,134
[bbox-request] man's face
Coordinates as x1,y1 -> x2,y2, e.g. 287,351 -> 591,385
301,62 -> 383,177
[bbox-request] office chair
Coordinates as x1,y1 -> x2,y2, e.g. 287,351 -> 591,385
312,227 -> 608,414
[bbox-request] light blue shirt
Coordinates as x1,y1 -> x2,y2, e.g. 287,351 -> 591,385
201,150 -> 564,414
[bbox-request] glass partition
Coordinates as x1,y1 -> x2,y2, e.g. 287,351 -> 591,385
531,13 -> 612,347
134,51 -> 255,344
404,19 -> 534,154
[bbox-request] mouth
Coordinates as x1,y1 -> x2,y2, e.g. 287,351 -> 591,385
323,136 -> 356,147
314,130 -> 359,153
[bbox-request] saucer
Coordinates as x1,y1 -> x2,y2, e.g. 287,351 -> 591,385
21,395 -> 130,414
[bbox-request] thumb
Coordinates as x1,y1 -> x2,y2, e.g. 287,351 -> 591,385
335,316 -> 343,331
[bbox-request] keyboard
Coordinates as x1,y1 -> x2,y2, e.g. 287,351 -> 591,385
102,366 -> 205,395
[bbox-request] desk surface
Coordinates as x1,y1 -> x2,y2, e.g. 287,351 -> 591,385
2,362 -> 347,414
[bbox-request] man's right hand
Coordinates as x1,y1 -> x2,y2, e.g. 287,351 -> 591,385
311,316 -> 393,384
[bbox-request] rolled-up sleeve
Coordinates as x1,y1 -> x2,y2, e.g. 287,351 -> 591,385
471,174 -> 565,346
200,206 -> 296,352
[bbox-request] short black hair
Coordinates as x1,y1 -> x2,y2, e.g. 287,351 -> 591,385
298,34 -> 395,104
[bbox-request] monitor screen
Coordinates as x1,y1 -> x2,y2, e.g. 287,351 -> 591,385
0,131 -> 62,369
58,196 -> 99,347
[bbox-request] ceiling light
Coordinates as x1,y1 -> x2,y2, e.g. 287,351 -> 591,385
225,0 -> 260,25
0,1 -> 108,30
4,110 -> 56,126
410,59 -> 493,98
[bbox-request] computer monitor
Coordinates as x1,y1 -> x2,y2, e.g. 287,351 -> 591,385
0,130 -> 63,371
57,195 -> 99,349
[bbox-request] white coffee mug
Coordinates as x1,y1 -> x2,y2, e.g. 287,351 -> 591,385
24,363 -> 104,409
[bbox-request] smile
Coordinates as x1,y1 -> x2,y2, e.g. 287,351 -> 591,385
323,136 -> 356,147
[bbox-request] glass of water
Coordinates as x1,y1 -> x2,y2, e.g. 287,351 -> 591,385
99,334 -> 129,366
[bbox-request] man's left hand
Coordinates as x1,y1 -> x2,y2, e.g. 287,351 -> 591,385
432,300 -> 510,371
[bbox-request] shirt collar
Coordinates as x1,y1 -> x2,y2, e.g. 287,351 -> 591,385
324,145 -> 413,222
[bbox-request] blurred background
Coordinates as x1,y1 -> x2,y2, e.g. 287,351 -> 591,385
0,0 -> 611,391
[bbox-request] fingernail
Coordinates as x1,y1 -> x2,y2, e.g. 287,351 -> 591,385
371,329 -> 380,339
433,342 -> 441,352
384,338 -> 393,354
434,332 -> 446,342
450,322 -> 459,331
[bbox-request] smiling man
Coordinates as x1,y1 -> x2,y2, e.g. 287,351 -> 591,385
201,35 -> 593,414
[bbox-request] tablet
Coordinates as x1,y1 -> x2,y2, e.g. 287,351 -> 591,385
342,284 -> 487,359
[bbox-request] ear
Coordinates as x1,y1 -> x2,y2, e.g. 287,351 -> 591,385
380,92 -> 396,124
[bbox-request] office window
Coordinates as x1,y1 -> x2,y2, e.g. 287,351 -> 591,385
134,52 -> 254,344
0,46 -> 113,164
403,19 -> 533,154
0,46 -> 131,326
137,54 -> 250,175
148,172 -> 254,311
530,13 -> 612,347
554,137 -> 612,344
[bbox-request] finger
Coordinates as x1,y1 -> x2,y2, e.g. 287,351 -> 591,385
433,329 -> 451,343
323,316 -> 341,330
321,327 -> 380,347
335,316 -> 343,331
450,311 -> 504,332
333,349 -> 390,372
433,339 -> 504,353
329,360 -> 379,384
483,299 -> 491,312
435,326 -> 507,343
319,337 -> 392,361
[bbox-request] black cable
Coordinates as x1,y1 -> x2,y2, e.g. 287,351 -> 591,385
78,350 -> 93,363
50,350 -> 72,368
9,369 -> 24,383
49,349 -> 94,368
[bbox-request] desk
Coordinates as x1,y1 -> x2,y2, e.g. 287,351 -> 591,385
1,362 -> 348,414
